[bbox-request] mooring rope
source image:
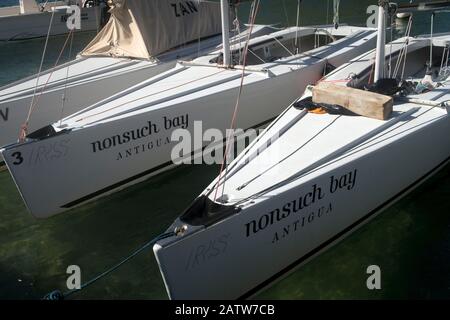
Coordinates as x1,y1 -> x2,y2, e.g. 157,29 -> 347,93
43,231 -> 175,300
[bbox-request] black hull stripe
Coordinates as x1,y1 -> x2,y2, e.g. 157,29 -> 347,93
61,117 -> 276,209
61,159 -> 175,209
4,29 -> 95,42
238,155 -> 450,300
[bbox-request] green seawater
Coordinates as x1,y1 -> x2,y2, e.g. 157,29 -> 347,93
0,0 -> 449,299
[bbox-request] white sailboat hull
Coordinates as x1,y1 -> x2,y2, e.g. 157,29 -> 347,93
1,26 -> 377,218
153,107 -> 450,300
0,58 -> 172,157
153,33 -> 450,299
0,6 -> 101,41
0,25 -> 272,163
1,64 -> 321,217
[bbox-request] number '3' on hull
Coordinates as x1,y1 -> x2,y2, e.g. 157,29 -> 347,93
0,26 -> 377,218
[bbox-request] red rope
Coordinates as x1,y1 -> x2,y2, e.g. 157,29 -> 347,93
19,29 -> 74,142
213,0 -> 261,202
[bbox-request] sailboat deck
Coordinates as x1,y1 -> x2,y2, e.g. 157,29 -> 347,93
0,25 -> 272,103
211,36 -> 450,204
212,96 -> 448,203
0,57 -> 153,102
58,26 -> 377,129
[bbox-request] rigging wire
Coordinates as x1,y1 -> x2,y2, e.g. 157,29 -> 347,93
392,17 -> 411,77
59,30 -> 75,126
333,0 -> 340,29
243,110 -> 426,204
430,12 -> 435,68
368,58 -> 376,85
93,0 -> 100,34
229,95 -> 449,206
294,0 -> 302,68
388,11 -> 394,77
235,115 -> 342,191
232,73 -> 450,205
220,3 -> 450,209
439,45 -> 448,73
197,0 -> 202,58
214,108 -> 308,188
206,98 -> 300,196
41,0 -> 51,11
21,9 -> 55,141
400,16 -> 413,80
294,0 -> 301,54
233,5 -> 243,65
247,48 -> 267,64
281,0 -> 290,27
213,0 -> 261,202
392,15 -> 412,80
439,44 -> 450,79
325,0 -> 331,44
234,105 -> 435,205
20,28 -> 74,141
326,0 -> 330,26
272,36 -> 295,56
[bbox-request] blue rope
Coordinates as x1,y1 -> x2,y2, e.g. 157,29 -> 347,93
43,231 -> 175,300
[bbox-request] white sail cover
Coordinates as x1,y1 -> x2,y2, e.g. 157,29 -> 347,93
19,0 -> 41,14
81,0 -> 223,60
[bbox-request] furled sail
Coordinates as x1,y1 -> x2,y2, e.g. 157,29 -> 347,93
81,0 -> 223,60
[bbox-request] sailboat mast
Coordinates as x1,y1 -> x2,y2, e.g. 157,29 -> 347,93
374,1 -> 388,82
220,0 -> 231,67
